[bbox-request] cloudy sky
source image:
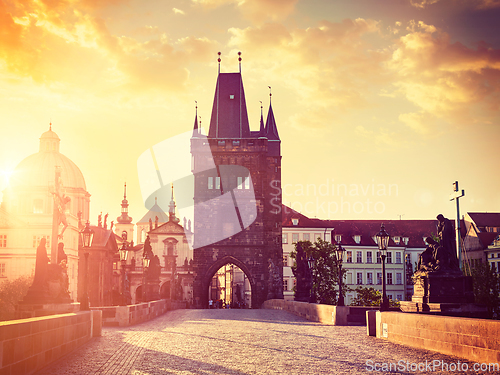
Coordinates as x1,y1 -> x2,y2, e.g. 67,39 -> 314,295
0,0 -> 499,225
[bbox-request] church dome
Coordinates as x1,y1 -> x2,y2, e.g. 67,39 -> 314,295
9,127 -> 86,190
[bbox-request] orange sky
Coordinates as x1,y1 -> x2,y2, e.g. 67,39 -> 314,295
0,0 -> 499,224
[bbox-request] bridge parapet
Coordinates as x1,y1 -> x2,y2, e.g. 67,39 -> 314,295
0,310 -> 101,375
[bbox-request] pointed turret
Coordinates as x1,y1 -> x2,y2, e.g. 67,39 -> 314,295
192,102 -> 199,137
259,103 -> 265,136
264,91 -> 280,156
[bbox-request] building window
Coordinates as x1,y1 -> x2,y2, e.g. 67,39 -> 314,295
303,233 -> 310,241
387,294 -> 393,301
402,237 -> 409,245
232,140 -> 240,146
396,252 -> 402,264
0,235 -> 6,248
237,177 -> 243,189
393,236 -> 400,244
335,234 -> 342,243
396,294 -> 403,301
386,251 -> 392,264
356,272 -> 363,285
347,273 -> 352,285
366,251 -> 372,264
387,273 -> 393,285
376,251 -> 381,264
283,279 -> 288,291
33,199 -> 43,214
283,254 -> 288,267
292,233 -> 299,243
208,176 -> 214,190
346,251 -> 352,263
367,272 -> 373,285
215,177 -> 221,190
314,233 -> 321,241
396,273 -> 402,285
376,273 -> 382,285
292,218 -> 299,226
218,140 -> 225,146
0,263 -> 5,277
325,232 -> 331,242
244,176 -> 250,189
282,233 -> 288,244
356,251 -> 362,263
354,235 -> 361,244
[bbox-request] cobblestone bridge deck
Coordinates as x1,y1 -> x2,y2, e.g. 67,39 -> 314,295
35,309 -> 500,375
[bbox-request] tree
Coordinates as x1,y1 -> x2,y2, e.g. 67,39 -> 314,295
291,239 -> 347,305
350,287 -> 381,306
471,262 -> 500,319
0,275 -> 34,321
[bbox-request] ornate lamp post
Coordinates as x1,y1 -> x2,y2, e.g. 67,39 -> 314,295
376,223 -> 390,311
79,221 -> 94,311
119,235 -> 129,305
142,252 -> 150,303
335,242 -> 345,307
307,255 -> 315,303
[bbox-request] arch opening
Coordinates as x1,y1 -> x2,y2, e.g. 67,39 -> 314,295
207,263 -> 252,309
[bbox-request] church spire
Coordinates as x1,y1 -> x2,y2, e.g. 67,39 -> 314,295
169,183 -> 179,223
117,182 -> 133,224
265,87 -> 279,141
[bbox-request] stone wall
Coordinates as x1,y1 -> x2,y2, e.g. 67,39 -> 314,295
262,299 -> 349,325
0,310 -> 101,375
93,299 -> 187,327
375,311 -> 500,363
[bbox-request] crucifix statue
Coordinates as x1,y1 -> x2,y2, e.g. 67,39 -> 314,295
449,181 -> 465,269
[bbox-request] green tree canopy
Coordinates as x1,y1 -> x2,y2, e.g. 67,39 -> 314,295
471,262 -> 500,319
291,239 -> 346,305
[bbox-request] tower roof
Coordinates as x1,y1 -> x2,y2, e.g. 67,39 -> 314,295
208,73 -> 251,138
265,102 -> 279,140
137,200 -> 169,224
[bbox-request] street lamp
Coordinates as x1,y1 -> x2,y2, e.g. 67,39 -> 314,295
142,252 -> 150,303
119,237 -> 129,305
376,223 -> 390,311
307,255 -> 315,303
335,241 -> 345,307
79,221 -> 94,311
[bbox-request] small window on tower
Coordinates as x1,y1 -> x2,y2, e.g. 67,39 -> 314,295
229,95 -> 235,99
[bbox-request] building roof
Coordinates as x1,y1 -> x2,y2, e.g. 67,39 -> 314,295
467,212 -> 500,229
282,205 -> 440,248
208,72 -> 251,139
137,202 -> 169,224
89,225 -> 118,252
9,127 -> 86,190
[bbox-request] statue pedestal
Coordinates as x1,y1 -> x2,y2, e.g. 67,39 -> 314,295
400,272 -> 487,318
412,273 -> 474,304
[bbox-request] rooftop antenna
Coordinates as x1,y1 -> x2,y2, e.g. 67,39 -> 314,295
217,52 -> 221,74
238,51 -> 242,73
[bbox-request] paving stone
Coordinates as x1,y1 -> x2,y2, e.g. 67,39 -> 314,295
34,309 -> 500,375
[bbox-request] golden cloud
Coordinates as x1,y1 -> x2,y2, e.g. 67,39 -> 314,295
0,0 -> 217,94
191,0 -> 298,23
389,21 -> 500,129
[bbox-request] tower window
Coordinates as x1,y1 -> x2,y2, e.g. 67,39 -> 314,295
229,95 -> 235,99
208,177 -> 214,190
215,177 -> 220,190
244,177 -> 250,189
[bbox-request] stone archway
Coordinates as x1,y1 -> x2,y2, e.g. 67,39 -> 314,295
197,255 -> 256,309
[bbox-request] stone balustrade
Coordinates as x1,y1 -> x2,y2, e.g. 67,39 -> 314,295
0,310 -> 102,375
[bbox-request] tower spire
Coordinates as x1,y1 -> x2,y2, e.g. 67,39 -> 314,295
192,101 -> 199,137
169,183 -> 179,223
238,51 -> 242,73
217,52 -> 221,74
259,101 -> 265,135
117,182 -> 133,224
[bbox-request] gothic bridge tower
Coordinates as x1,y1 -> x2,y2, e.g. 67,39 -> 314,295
191,54 -> 283,308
